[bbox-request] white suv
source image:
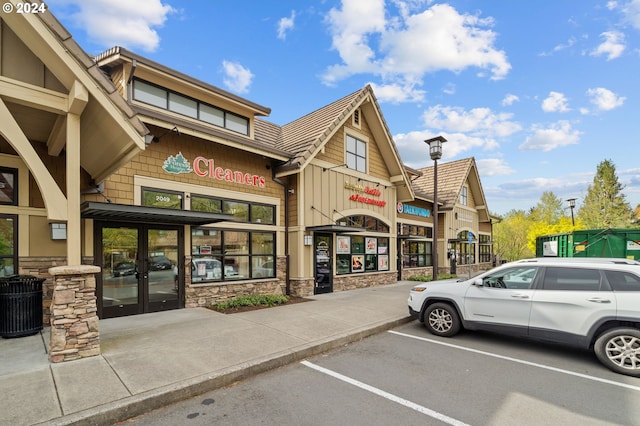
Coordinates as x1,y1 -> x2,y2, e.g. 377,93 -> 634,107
408,258 -> 640,377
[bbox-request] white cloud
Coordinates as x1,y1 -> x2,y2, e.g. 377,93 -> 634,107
541,91 -> 570,113
501,94 -> 519,106
475,158 -> 515,177
586,87 -> 626,111
422,105 -> 522,138
590,31 -> 626,60
221,61 -> 254,94
277,10 -> 296,40
610,0 -> 640,30
369,82 -> 425,103
322,1 -> 510,99
48,0 -> 175,52
519,120 -> 581,151
394,130 -> 498,168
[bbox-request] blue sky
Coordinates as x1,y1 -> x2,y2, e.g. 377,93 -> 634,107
46,0 -> 640,215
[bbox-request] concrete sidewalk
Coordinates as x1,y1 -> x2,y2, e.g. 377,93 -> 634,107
0,281 -> 416,426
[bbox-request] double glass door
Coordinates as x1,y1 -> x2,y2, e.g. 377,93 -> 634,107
97,222 -> 183,319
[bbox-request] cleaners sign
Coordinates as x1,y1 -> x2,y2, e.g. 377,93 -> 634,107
162,152 -> 266,188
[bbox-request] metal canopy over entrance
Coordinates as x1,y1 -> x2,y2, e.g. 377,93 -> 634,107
81,202 -> 234,226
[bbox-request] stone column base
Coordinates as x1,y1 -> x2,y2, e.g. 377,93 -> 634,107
48,265 -> 101,363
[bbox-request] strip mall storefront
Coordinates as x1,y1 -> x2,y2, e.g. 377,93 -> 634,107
1,9 -> 494,330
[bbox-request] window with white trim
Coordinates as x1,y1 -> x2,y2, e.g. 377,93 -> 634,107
460,186 -> 468,206
346,135 -> 366,173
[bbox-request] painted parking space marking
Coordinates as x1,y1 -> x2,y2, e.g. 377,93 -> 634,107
389,330 -> 640,393
301,360 -> 471,426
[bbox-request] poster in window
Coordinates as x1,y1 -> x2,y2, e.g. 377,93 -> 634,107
200,245 -> 212,255
337,236 -> 351,254
378,255 -> 389,271
365,237 -> 377,254
351,255 -> 364,272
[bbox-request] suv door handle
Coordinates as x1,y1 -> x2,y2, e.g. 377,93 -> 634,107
587,297 -> 612,303
511,293 -> 530,299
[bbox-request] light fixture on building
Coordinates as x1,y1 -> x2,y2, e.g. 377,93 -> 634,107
304,235 -> 313,246
567,198 -> 577,226
425,136 -> 447,280
50,223 -> 67,240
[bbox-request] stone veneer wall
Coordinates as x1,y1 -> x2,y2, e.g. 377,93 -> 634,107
48,265 -> 101,363
184,256 -> 288,307
289,271 -> 397,297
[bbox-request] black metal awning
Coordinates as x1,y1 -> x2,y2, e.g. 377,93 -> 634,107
81,202 -> 234,226
306,224 -> 365,233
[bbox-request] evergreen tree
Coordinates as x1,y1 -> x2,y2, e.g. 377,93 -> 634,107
578,159 -> 632,229
529,191 -> 565,223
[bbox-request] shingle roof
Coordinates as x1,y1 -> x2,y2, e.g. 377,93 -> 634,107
412,158 -> 475,208
277,87 -> 369,168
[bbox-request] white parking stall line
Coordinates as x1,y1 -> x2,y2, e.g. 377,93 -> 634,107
301,360 -> 471,426
389,330 -> 640,393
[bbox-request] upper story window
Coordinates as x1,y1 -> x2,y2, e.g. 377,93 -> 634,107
460,186 -> 468,206
0,167 -> 18,206
346,135 -> 366,173
133,79 -> 249,135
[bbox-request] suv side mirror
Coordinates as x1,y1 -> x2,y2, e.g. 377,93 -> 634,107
473,278 -> 484,287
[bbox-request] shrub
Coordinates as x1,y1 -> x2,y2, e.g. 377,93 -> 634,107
408,273 -> 457,282
213,294 -> 289,310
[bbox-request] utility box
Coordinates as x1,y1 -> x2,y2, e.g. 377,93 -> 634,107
536,228 -> 640,260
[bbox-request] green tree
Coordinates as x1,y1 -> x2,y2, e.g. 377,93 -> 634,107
578,159 -> 633,229
528,191 -> 565,223
493,210 -> 534,262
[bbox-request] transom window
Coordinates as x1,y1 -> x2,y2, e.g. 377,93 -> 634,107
346,135 -> 366,173
133,79 -> 249,135
344,215 -> 389,233
191,194 -> 275,224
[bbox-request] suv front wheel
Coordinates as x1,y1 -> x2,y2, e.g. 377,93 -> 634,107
594,328 -> 640,377
424,303 -> 461,337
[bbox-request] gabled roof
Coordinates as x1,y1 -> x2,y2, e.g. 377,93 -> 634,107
269,85 -> 414,200
412,157 -> 490,221
2,8 -> 150,183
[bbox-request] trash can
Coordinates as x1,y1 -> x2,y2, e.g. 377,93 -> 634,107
0,275 -> 44,338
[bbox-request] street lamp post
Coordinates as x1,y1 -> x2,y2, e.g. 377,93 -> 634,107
567,198 -> 576,226
425,136 -> 447,281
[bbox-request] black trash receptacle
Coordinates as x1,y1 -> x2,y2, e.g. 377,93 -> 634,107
0,275 -> 44,338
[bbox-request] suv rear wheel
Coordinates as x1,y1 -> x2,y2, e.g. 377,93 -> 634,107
594,328 -> 640,377
424,303 -> 461,337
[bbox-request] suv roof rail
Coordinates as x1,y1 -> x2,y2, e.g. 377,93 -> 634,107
515,257 -> 640,265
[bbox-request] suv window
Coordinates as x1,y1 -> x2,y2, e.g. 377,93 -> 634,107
542,267 -> 602,291
604,270 -> 640,291
482,266 -> 537,289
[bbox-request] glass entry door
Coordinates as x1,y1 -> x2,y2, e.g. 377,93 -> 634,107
97,222 -> 183,319
314,233 -> 333,294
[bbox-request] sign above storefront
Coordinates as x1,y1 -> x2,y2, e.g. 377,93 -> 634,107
344,182 -> 386,207
162,152 -> 266,188
397,202 -> 431,218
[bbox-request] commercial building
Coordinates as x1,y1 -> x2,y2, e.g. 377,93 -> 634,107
0,6 -> 494,340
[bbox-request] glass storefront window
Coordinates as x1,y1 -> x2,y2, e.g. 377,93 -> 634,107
192,229 -> 275,282
251,204 -> 275,224
337,235 -> 388,275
